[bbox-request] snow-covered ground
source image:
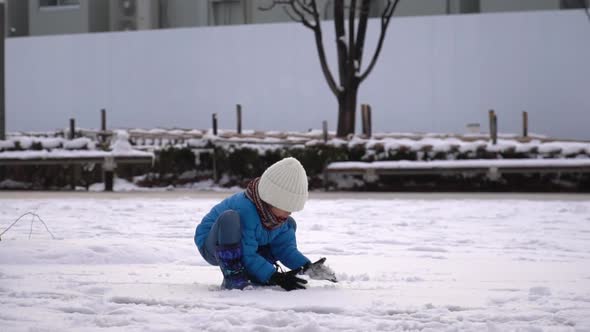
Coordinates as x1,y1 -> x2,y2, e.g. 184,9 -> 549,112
0,192 -> 589,331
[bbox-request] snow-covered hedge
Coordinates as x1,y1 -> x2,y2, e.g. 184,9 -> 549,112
1,129 -> 589,190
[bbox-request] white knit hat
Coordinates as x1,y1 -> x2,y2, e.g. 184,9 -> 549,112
258,157 -> 309,212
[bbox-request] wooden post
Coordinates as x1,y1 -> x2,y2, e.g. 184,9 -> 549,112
67,166 -> 74,190
104,171 -> 114,192
488,110 -> 497,145
71,165 -> 80,190
236,104 -> 242,135
361,104 -> 367,136
494,113 -> 498,144
322,120 -> 328,143
101,109 -> 106,132
69,118 -> 76,140
362,104 -> 372,138
212,147 -> 218,183
0,2 -> 4,140
367,105 -> 372,138
522,111 -> 528,138
492,113 -> 498,145
212,113 -> 218,136
103,156 -> 115,192
488,109 -> 494,138
100,109 -> 107,143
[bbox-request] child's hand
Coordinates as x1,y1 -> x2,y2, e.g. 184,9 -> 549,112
270,270 -> 308,291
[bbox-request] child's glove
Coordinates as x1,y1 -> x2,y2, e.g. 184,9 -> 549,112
269,270 -> 308,291
302,257 -> 337,283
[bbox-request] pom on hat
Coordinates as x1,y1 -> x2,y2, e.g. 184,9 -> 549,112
258,157 -> 308,212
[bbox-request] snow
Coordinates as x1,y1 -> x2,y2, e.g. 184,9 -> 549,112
327,158 -> 590,171
0,149 -> 152,160
359,137 -> 590,157
88,177 -> 145,192
38,137 -> 63,149
0,192 -> 589,331
3,131 -> 589,161
86,177 -> 236,193
0,130 -> 153,160
13,136 -> 33,149
110,130 -> 135,154
0,140 -> 15,150
2,135 -> 66,150
0,149 -> 113,159
63,137 -> 95,150
338,35 -> 348,50
0,179 -> 31,189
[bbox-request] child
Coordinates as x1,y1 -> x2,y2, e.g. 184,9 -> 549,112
194,157 -> 336,290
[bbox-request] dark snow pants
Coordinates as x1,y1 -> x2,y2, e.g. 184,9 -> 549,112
200,210 -> 242,266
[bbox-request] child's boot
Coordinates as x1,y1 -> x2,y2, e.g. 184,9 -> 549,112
215,244 -> 249,290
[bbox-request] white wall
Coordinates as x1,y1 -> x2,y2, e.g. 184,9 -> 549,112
6,10 -> 590,140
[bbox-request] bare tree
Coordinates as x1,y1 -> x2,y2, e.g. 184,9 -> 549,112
260,0 -> 400,137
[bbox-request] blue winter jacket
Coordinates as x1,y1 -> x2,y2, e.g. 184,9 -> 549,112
194,192 -> 310,283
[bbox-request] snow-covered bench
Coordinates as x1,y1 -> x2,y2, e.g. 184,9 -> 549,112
324,159 -> 590,187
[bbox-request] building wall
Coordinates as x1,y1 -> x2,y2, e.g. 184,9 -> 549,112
395,0 -> 448,16
6,0 -> 29,37
109,0 -> 160,31
89,0 -> 108,33
246,0 -> 290,23
248,0 -> 332,23
13,0 -> 583,37
208,0 -> 246,26
28,0 -> 90,36
480,0 -> 560,12
161,0 -> 207,28
248,0 -> 440,23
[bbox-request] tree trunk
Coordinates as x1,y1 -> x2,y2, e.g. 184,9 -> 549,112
336,85 -> 359,137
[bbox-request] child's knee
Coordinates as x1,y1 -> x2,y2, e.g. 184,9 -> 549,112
216,210 -> 242,246
217,210 -> 240,229
219,210 -> 239,222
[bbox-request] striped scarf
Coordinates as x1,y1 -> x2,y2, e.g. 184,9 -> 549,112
245,177 -> 287,230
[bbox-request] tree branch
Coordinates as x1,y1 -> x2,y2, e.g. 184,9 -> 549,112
348,0 -> 357,74
334,0 -> 347,89
258,0 -> 289,11
309,0 -> 340,95
294,0 -> 315,16
283,6 -> 302,25
359,0 -> 400,82
286,3 -> 315,29
354,0 -> 371,71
